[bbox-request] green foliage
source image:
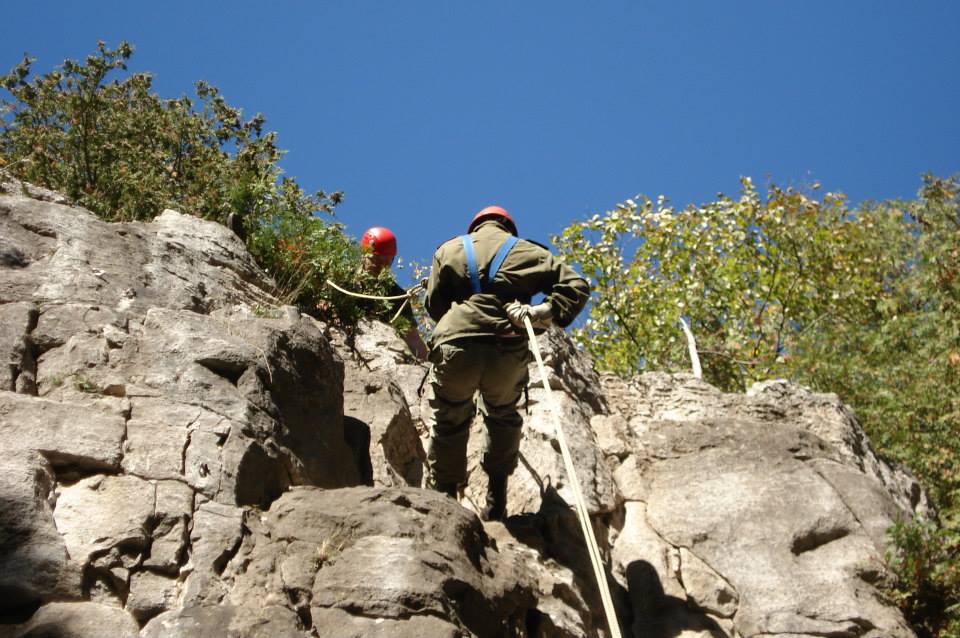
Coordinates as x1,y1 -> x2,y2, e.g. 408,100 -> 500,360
0,41 -> 341,224
557,175 -> 960,635
0,41 -> 411,328
555,177 -> 871,388
72,374 -> 100,394
247,209 -> 405,326
887,516 -> 960,638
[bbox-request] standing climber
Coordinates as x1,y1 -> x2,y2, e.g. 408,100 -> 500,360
359,226 -> 428,360
424,206 -> 590,520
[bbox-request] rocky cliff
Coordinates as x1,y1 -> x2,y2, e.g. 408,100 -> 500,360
0,178 -> 929,637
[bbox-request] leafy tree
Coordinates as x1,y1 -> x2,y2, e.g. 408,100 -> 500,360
0,41 -> 402,325
554,177 -> 875,388
556,176 -> 959,636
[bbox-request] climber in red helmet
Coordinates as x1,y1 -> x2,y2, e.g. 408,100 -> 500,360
423,205 -> 590,520
360,226 -> 398,275
359,226 -> 428,360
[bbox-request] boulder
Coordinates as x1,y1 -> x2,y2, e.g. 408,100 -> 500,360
54,475 -> 156,569
605,373 -> 922,638
126,570 -> 180,623
181,498 -> 245,605
225,486 -> 595,637
0,455 -> 79,613
141,605 -> 303,638
9,602 -> 138,638
0,391 -> 126,472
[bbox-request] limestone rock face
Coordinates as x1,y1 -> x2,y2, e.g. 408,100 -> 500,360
214,486 -> 593,637
331,320 -> 427,489
603,373 -> 923,638
0,192 -> 275,313
10,602 -> 140,638
0,188 -> 363,630
0,184 -> 927,637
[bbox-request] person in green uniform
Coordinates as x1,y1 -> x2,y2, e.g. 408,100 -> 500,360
424,206 -> 590,520
360,227 -> 428,360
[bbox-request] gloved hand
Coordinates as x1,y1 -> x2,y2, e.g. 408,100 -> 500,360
410,277 -> 429,296
505,301 -> 553,329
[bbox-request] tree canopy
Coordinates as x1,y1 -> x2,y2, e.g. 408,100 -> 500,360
556,176 -> 959,636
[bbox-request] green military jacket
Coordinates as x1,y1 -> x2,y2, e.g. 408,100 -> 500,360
425,220 -> 590,347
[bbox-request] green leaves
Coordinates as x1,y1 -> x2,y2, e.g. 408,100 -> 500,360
0,41 -> 341,226
557,180 -> 834,387
557,176 -> 960,635
0,41 -> 384,329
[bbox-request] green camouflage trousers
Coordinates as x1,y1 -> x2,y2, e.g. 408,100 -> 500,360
425,336 -> 531,486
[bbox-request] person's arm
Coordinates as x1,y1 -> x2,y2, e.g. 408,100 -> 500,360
542,253 -> 591,327
424,251 -> 452,322
397,297 -> 429,360
404,325 -> 429,360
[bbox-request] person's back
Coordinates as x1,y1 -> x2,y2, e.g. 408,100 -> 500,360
423,206 -> 589,520
426,217 -> 588,345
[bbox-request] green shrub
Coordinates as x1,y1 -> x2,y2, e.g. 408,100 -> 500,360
887,516 -> 960,638
246,206 -> 405,326
556,175 -> 960,635
0,41 -> 406,327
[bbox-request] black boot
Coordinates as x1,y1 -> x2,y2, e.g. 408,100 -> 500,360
435,481 -> 457,498
482,475 -> 508,521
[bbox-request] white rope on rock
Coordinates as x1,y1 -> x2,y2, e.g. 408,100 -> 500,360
523,317 -> 623,638
324,279 -> 425,324
679,316 -> 702,378
324,278 -> 416,301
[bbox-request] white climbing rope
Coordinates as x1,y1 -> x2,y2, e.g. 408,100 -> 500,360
324,278 -> 421,301
678,317 -> 702,378
324,278 -> 426,324
523,317 -> 623,638
390,297 -> 411,324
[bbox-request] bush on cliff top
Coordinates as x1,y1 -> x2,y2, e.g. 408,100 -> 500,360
0,41 -> 400,326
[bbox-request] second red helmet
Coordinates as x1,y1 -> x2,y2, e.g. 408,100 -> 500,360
360,227 -> 398,257
468,206 -> 517,236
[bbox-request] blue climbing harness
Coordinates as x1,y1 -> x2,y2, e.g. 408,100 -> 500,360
459,234 -> 518,295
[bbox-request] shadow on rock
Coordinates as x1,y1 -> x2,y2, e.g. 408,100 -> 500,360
500,485 -> 633,637
342,416 -> 374,486
626,559 -> 727,638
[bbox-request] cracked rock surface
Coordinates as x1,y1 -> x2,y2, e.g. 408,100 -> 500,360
602,373 -> 926,638
0,183 -> 927,637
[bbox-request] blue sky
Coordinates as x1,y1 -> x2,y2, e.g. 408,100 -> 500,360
2,2 -> 958,285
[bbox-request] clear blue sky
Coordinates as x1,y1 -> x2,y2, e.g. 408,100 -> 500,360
2,1 -> 958,285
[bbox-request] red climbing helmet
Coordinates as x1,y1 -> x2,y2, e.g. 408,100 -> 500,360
360,227 -> 398,257
468,206 -> 517,236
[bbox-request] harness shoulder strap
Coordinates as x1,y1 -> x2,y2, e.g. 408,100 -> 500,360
460,235 -> 482,295
460,234 -> 519,294
487,235 -> 518,285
